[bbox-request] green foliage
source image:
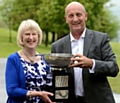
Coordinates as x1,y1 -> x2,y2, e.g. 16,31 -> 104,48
0,0 -> 41,30
38,0 -> 69,34
0,0 -> 120,44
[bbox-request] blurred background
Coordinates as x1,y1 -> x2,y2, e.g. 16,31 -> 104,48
0,0 -> 120,102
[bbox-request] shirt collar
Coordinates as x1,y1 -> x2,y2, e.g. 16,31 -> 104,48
70,28 -> 86,42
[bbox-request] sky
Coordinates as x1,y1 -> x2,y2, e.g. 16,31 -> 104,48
105,0 -> 120,20
105,0 -> 120,42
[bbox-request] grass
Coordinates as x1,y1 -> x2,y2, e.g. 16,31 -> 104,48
0,27 -> 120,94
108,42 -> 120,94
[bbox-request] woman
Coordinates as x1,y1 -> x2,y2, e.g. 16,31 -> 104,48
5,19 -> 55,103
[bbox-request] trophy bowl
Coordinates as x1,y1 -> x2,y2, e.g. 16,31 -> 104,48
43,53 -> 73,68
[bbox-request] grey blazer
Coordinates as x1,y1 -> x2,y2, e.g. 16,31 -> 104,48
51,28 -> 119,103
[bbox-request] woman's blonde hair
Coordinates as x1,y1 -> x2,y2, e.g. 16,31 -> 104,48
17,19 -> 42,47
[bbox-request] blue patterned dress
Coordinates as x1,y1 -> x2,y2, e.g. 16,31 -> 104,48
21,56 -> 52,103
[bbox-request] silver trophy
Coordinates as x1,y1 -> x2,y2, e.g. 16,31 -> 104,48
43,53 -> 73,102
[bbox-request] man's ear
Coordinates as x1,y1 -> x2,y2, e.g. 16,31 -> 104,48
64,16 -> 68,23
85,13 -> 88,21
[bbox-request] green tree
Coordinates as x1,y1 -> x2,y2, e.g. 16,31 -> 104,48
0,0 -> 42,42
0,0 -> 13,42
0,0 -> 119,44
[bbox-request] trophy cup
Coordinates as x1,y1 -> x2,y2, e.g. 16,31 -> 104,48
43,53 -> 73,102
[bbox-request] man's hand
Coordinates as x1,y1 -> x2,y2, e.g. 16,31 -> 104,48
68,54 -> 93,69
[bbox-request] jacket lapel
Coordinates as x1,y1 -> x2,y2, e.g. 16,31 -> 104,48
62,30 -> 93,56
83,29 -> 93,57
63,35 -> 72,54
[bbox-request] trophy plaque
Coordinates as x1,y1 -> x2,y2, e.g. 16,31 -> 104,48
51,70 -> 71,102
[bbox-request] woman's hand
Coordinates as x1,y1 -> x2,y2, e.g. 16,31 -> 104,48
27,91 -> 56,103
39,91 -> 56,103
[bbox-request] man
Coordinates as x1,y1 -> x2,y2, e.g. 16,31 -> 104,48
51,1 -> 119,103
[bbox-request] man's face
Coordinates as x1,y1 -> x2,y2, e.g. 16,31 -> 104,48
65,3 -> 88,34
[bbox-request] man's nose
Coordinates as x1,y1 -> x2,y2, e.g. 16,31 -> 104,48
73,15 -> 78,21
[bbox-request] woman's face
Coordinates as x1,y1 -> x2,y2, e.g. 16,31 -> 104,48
22,29 -> 39,49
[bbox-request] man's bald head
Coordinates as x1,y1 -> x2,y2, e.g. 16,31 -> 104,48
65,1 -> 86,15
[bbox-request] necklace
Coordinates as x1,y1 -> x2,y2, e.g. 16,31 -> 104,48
23,51 -> 36,64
